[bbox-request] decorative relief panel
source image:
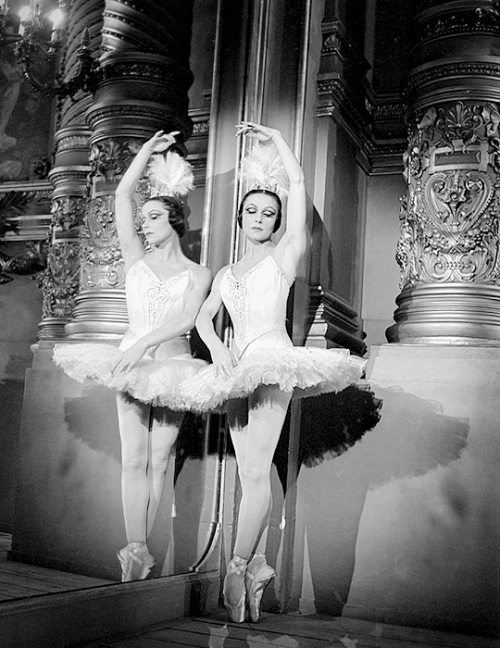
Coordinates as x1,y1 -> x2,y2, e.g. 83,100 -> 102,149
98,61 -> 191,92
57,135 -> 90,153
80,194 -> 124,289
415,6 -> 500,46
41,241 -> 80,319
88,138 -> 128,185
80,137 -> 145,290
51,195 -> 87,233
192,120 -> 209,138
397,100 -> 500,289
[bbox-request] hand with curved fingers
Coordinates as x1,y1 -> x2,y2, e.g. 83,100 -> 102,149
210,343 -> 238,381
143,130 -> 180,154
235,122 -> 281,143
111,339 -> 149,376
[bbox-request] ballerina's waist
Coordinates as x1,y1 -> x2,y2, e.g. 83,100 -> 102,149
120,330 -> 191,360
234,327 -> 292,359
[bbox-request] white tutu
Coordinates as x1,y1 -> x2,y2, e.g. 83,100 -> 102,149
53,260 -> 208,410
180,344 -> 366,413
181,254 -> 367,412
53,342 -> 206,410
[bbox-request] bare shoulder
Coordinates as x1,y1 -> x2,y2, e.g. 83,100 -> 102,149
188,261 -> 213,286
214,264 -> 230,283
204,264 -> 229,292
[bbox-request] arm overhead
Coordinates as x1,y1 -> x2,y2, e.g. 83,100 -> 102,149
236,122 -> 307,276
114,130 -> 180,271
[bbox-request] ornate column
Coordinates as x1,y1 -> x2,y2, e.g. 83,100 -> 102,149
387,0 -> 500,344
65,0 -> 194,338
37,0 -> 103,339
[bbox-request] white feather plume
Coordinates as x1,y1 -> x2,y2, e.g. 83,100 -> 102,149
241,142 -> 289,198
147,151 -> 194,198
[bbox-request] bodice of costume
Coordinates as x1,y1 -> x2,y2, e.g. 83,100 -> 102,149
120,259 -> 192,358
220,254 -> 292,357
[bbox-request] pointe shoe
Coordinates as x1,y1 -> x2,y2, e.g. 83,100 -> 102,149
117,542 -> 155,582
245,553 -> 276,623
223,555 -> 248,623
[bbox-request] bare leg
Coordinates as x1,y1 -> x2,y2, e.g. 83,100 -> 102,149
116,392 -> 151,543
146,407 -> 184,538
224,385 -> 291,619
230,384 -> 291,560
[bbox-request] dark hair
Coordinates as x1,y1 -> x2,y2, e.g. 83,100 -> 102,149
144,196 -> 186,238
237,189 -> 282,233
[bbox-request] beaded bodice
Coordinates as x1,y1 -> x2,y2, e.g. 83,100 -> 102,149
220,254 -> 292,357
125,259 -> 192,338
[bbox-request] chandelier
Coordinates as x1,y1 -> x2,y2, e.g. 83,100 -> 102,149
0,0 -> 97,98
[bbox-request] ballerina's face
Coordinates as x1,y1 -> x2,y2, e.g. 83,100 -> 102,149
240,193 -> 279,242
141,200 -> 174,246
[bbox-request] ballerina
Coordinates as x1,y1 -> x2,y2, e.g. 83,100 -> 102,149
182,122 -> 366,622
53,130 -> 212,581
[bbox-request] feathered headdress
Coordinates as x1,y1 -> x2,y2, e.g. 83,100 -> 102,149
147,151 -> 194,198
241,142 -> 289,199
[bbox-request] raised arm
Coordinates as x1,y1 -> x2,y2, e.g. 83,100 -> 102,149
237,122 -> 307,272
195,266 -> 237,379
114,130 -> 179,270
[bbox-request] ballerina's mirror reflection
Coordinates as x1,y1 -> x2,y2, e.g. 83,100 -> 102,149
53,131 -> 213,582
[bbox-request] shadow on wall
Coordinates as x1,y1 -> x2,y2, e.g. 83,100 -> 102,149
296,385 -> 470,616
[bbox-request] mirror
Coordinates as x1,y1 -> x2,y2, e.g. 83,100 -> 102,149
4,284 -> 224,593
0,0 -> 223,610
1,191 -> 224,587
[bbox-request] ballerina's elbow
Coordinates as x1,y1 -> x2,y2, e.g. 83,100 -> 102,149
290,170 -> 305,186
195,310 -> 210,332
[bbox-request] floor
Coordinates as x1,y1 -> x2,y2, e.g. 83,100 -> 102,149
0,532 -> 112,601
76,610 -> 500,648
1,533 -> 499,648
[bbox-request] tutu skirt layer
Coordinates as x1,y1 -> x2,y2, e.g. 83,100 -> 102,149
181,346 -> 366,413
53,342 -> 207,410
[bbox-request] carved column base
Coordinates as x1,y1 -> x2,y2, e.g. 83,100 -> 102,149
65,289 -> 128,338
37,318 -> 72,340
386,283 -> 500,345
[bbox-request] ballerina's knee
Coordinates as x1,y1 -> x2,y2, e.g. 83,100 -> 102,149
121,453 -> 148,476
238,461 -> 272,488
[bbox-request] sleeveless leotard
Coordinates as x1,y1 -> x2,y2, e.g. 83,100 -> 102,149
53,258 -> 206,409
181,254 -> 366,412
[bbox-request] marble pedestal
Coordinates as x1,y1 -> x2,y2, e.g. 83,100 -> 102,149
293,344 -> 500,638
